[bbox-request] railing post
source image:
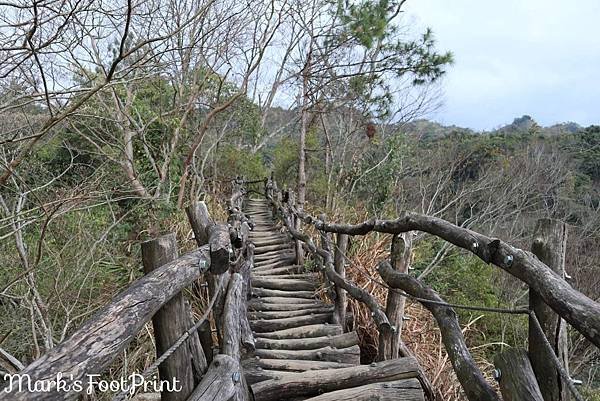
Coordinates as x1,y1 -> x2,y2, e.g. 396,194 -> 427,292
333,233 -> 349,329
379,233 -> 412,361
287,189 -> 304,265
494,348 -> 544,401
529,218 -> 569,401
141,233 -> 207,401
186,201 -> 232,354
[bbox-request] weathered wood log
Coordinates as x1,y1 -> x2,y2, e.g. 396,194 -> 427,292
255,324 -> 342,339
198,319 -> 214,365
250,313 -> 331,332
187,355 -> 246,401
186,201 -> 231,274
333,233 -> 348,328
249,306 -> 333,320
494,348 -> 544,401
249,301 -> 329,311
142,234 -> 206,401
244,358 -> 353,373
254,345 -> 360,364
254,250 -> 295,262
186,201 -> 219,356
208,224 -> 232,274
251,237 -> 291,247
529,218 -> 570,401
254,243 -> 293,254
253,257 -> 296,269
379,233 -> 411,361
303,378 -> 424,401
208,271 -> 230,345
378,261 -> 499,401
252,273 -> 317,281
252,287 -> 315,299
251,357 -> 420,401
0,247 -> 210,401
251,296 -> 317,304
222,273 -> 243,358
186,201 -> 213,245
254,253 -> 296,264
302,212 -> 600,348
251,277 -> 316,291
244,368 -> 291,385
239,248 -> 255,352
252,264 -> 303,275
255,332 -> 359,351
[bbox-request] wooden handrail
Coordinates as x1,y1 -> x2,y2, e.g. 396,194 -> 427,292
288,206 -> 600,349
0,247 -> 211,401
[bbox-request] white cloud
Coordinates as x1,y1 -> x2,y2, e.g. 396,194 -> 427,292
404,0 -> 600,129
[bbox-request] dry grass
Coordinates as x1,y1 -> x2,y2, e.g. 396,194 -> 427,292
321,228 -> 500,401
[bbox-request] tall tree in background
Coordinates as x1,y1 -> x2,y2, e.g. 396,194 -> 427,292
283,0 -> 453,212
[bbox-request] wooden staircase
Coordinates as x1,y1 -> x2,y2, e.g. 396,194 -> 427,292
242,198 -> 424,401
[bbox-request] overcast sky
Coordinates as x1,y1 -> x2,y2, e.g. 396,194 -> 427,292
404,1 -> 600,130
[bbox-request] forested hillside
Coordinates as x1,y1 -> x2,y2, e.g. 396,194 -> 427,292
0,0 -> 598,400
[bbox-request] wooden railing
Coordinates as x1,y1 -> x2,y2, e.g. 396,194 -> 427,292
263,176 -> 597,401
0,179 -> 254,401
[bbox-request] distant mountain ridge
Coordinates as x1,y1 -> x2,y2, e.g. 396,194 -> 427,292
402,115 -> 583,140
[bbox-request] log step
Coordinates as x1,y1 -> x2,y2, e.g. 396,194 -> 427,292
243,358 -> 354,373
254,345 -> 361,365
251,273 -> 317,281
303,378 -> 424,401
250,313 -> 331,332
252,287 -> 315,299
252,277 -> 316,291
254,243 -> 293,254
255,332 -> 359,351
251,358 -> 421,401
249,301 -> 328,312
252,264 -> 303,274
254,324 -> 342,339
253,258 -> 297,269
249,306 -> 333,320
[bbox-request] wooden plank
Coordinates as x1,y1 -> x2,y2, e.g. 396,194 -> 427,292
251,358 -> 421,401
494,348 -> 544,401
